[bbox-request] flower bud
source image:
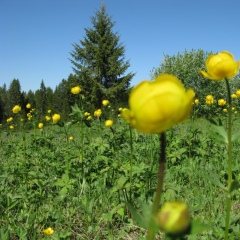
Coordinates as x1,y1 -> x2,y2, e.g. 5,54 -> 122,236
157,202 -> 190,235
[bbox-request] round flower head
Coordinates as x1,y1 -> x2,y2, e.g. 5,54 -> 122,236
206,95 -> 214,105
157,202 -> 190,235
9,125 -> 14,130
122,74 -> 195,133
194,99 -> 199,104
38,123 -> 43,129
7,117 -> 13,122
52,114 -> 61,123
102,100 -> 109,106
218,99 -> 226,106
94,109 -> 102,117
71,86 -> 81,94
235,90 -> 240,97
26,103 -> 31,109
200,51 -> 240,80
42,227 -> 54,235
69,136 -> 74,141
12,105 -> 21,114
105,120 -> 113,127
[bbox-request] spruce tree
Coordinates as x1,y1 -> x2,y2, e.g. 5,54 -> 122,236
70,5 -> 134,108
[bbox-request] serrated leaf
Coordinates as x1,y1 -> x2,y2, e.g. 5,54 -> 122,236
229,180 -> 240,193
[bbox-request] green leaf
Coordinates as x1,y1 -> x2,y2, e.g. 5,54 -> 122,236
190,219 -> 212,234
229,180 -> 240,193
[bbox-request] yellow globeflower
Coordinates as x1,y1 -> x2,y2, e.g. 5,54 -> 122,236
9,125 -> 14,130
47,110 -> 51,114
223,108 -> 228,112
200,51 -> 240,80
105,120 -> 113,127
26,103 -> 31,109
69,136 -> 74,141
194,99 -> 199,104
87,115 -> 92,120
157,202 -> 190,235
206,95 -> 214,105
231,93 -> 237,98
42,227 -> 54,235
52,114 -> 61,123
84,112 -> 90,117
122,74 -> 195,133
38,123 -> 43,129
7,117 -> 13,122
71,86 -> 81,94
235,89 -> 240,97
218,99 -> 226,106
94,109 -> 102,117
45,116 -> 51,121
12,105 -> 21,114
102,100 -> 109,106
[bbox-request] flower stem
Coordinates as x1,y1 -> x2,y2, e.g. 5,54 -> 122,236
147,132 -> 166,240
129,125 -> 133,203
224,78 -> 233,240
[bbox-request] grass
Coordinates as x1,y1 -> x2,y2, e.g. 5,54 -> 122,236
0,114 -> 239,239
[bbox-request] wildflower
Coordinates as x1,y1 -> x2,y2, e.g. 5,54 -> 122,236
122,74 -> 195,133
47,110 -> 51,114
12,105 -> 21,114
234,111 -> 238,114
69,136 -> 74,141
87,115 -> 92,120
9,125 -> 14,130
38,123 -> 43,129
231,93 -> 237,98
118,107 -> 123,112
218,99 -> 226,106
232,107 -> 235,111
200,51 -> 240,80
7,117 -> 13,122
20,118 -> 24,122
26,103 -> 31,109
94,109 -> 102,117
223,108 -> 228,113
157,202 -> 190,235
206,95 -> 214,105
194,99 -> 199,104
235,89 -> 240,97
52,114 -> 61,123
84,112 -> 90,117
102,100 -> 109,106
105,120 -> 113,127
42,227 -> 54,235
45,116 -> 51,121
118,114 -> 121,117
71,86 -> 81,94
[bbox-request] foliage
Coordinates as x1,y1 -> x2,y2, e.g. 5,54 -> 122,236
70,5 -> 134,108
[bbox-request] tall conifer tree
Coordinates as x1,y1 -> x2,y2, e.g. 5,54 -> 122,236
70,5 -> 134,108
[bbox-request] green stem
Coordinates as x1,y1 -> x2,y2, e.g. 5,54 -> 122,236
147,132 -> 166,240
129,125 -> 133,202
224,78 -> 233,240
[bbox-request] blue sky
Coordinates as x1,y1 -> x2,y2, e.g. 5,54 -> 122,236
1,0 -> 240,93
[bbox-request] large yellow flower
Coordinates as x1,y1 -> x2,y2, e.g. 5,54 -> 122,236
122,74 -> 195,133
105,120 -> 113,127
102,100 -> 109,106
38,123 -> 43,129
218,99 -> 226,106
94,109 -> 102,117
71,86 -> 81,94
12,105 -> 21,114
200,51 -> 240,80
26,103 -> 31,109
52,114 -> 61,123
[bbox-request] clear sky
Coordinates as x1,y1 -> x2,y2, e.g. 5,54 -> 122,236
1,0 -> 240,93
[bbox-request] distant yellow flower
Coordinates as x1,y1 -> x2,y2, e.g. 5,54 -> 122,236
235,89 -> 240,97
47,110 -> 51,114
94,109 -> 102,117
232,107 -> 235,111
105,120 -> 113,127
69,136 -> 74,141
194,99 -> 199,104
20,118 -> 24,122
71,86 -> 81,94
122,74 -> 195,133
87,115 -> 92,120
38,123 -> 43,129
223,108 -> 228,112
200,51 -> 240,80
102,100 -> 109,106
234,111 -> 238,114
118,114 -> 121,117
84,112 -> 90,117
157,202 -> 190,235
231,93 -> 237,98
7,117 -> 13,122
45,116 -> 51,121
118,107 -> 123,112
52,114 -> 61,123
26,103 -> 31,109
12,105 -> 21,113
206,95 -> 214,105
42,227 -> 54,235
218,99 -> 226,106
9,125 -> 14,130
